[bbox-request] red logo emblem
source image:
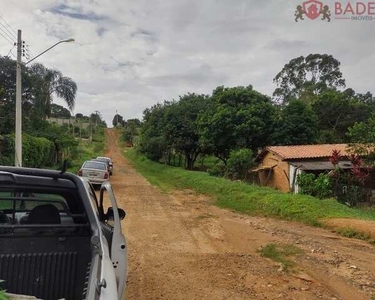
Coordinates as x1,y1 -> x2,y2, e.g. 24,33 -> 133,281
295,0 -> 331,22
303,0 -> 323,19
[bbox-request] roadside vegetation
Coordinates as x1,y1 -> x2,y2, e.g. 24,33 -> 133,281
119,53 -> 375,212
136,54 -> 375,174
124,149 -> 375,226
67,128 -> 106,173
0,56 -> 107,169
258,243 -> 304,272
335,227 -> 375,244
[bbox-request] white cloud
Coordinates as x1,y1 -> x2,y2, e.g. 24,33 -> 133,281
0,0 -> 374,125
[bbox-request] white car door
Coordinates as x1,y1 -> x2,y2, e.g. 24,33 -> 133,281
99,182 -> 127,299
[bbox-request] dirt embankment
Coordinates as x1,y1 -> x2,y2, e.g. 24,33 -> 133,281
105,129 -> 375,300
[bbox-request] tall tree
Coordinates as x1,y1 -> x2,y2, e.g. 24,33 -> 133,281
273,54 -> 346,104
272,100 -> 318,145
198,85 -> 275,164
312,90 -> 372,143
29,63 -> 77,118
140,103 -> 170,161
163,93 -> 210,170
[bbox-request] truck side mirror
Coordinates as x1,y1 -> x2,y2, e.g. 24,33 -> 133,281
106,207 -> 126,221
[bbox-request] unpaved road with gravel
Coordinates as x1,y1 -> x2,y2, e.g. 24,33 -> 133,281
105,129 -> 375,300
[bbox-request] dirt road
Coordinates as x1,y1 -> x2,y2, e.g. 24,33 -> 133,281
105,129 -> 375,300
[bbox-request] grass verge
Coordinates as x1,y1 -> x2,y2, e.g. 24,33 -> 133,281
124,148 -> 375,226
258,243 -> 303,272
67,131 -> 105,174
336,227 -> 375,244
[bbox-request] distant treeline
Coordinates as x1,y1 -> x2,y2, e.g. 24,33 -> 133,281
136,54 -> 375,171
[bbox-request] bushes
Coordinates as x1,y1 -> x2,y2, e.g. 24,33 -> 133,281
297,172 -> 333,199
0,134 -> 55,168
207,163 -> 225,177
207,148 -> 255,180
225,149 -> 255,180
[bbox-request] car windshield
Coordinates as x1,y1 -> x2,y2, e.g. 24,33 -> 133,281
83,161 -> 106,170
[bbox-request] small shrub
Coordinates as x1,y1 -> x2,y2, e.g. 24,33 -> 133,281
297,172 -> 332,199
315,173 -> 333,199
225,149 -> 254,180
297,173 -> 316,196
207,164 -> 225,177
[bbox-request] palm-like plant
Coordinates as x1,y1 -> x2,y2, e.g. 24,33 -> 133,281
29,63 -> 77,118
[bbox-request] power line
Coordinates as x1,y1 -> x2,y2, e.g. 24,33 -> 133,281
0,21 -> 16,39
0,25 -> 15,44
0,15 -> 17,36
0,30 -> 13,45
6,44 -> 15,57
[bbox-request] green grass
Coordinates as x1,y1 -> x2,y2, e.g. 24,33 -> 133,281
0,290 -> 8,300
0,280 -> 7,300
67,138 -> 105,174
336,227 -> 375,243
258,243 -> 303,272
124,148 -> 375,226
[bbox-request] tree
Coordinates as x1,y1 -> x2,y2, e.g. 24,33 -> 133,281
198,85 -> 275,164
0,56 -> 39,133
273,54 -> 346,104
50,103 -> 71,118
139,103 -> 169,161
29,63 -> 77,118
347,113 -> 375,164
112,114 -> 125,127
122,118 -> 141,146
163,94 -> 210,170
312,90 -> 372,143
272,100 -> 318,145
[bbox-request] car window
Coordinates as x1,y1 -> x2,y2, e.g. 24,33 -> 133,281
83,161 -> 106,170
0,192 -> 67,211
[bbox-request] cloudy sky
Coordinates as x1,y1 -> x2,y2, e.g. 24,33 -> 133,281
0,0 -> 374,125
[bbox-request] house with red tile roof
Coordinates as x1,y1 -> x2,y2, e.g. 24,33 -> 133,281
254,144 -> 354,193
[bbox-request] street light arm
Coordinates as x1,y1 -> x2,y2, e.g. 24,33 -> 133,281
25,38 -> 74,65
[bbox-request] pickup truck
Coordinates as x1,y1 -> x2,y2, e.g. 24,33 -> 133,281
0,166 -> 127,300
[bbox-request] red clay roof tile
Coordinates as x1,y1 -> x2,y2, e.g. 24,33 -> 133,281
264,144 -> 350,160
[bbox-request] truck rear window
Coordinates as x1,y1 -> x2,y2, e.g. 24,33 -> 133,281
0,190 -> 88,231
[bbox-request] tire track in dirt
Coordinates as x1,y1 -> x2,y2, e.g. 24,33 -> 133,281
105,129 -> 375,300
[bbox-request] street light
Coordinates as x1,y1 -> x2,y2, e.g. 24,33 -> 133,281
25,38 -> 75,65
15,31 -> 75,167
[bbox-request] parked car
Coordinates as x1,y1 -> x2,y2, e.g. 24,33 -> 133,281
96,157 -> 113,175
0,166 -> 127,300
78,160 -> 110,185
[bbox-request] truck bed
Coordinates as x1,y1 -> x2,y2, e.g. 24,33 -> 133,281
0,235 -> 92,300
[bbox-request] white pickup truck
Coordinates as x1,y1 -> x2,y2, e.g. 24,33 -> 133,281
0,166 -> 127,300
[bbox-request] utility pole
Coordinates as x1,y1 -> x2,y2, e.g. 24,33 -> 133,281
90,123 -> 93,142
94,110 -> 99,127
116,110 -> 118,126
15,29 -> 22,167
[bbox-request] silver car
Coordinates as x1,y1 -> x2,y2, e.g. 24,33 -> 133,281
96,156 -> 113,175
78,160 -> 109,185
